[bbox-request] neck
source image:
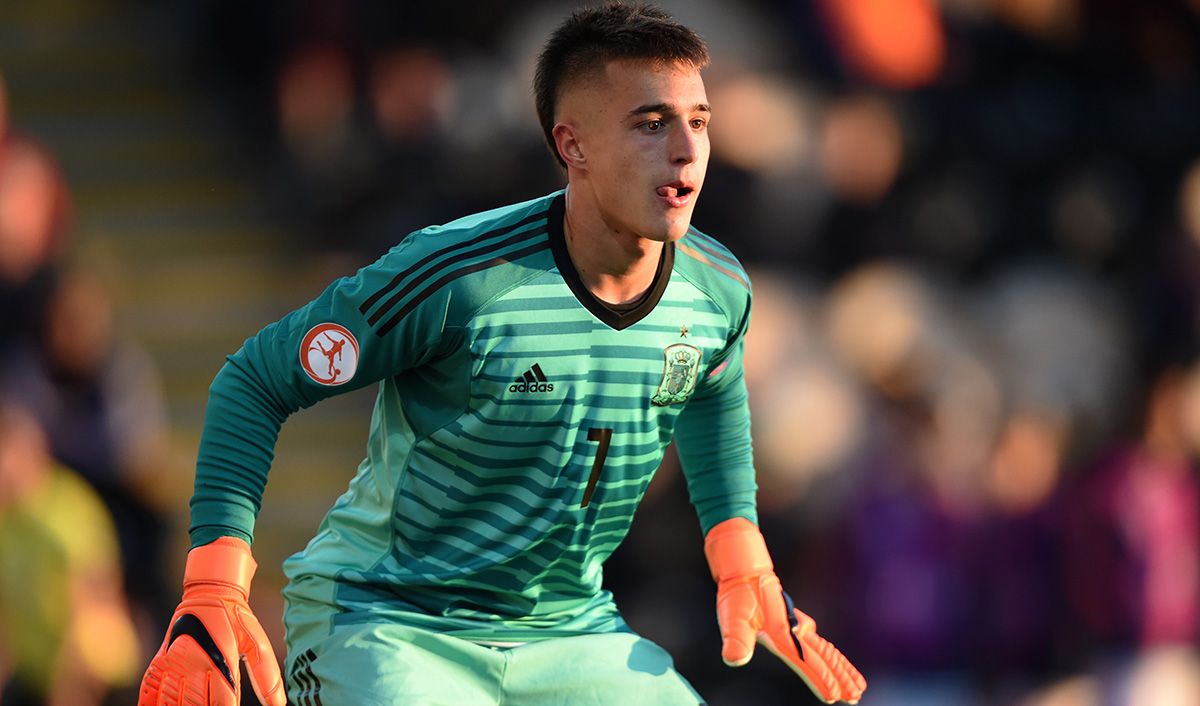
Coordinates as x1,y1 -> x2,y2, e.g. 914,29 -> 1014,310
562,185 -> 665,305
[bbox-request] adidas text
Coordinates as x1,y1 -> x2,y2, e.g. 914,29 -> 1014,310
509,382 -> 555,393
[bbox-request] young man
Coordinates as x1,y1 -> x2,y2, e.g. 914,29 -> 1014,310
138,4 -> 866,705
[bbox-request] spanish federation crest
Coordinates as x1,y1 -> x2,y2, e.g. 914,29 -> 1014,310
651,343 -> 702,406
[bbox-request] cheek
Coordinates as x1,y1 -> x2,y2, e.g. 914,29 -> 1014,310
597,150 -> 648,200
609,139 -> 647,175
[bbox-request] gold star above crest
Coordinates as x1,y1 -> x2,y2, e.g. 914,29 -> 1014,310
679,325 -> 689,338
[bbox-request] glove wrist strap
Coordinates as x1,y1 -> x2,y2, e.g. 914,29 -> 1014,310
704,517 -> 774,582
183,536 -> 257,598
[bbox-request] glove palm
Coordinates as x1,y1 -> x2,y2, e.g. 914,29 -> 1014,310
138,537 -> 286,706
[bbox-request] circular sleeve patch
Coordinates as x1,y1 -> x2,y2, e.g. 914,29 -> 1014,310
299,323 -> 359,385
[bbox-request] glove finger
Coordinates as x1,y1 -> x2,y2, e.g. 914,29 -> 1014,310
829,646 -> 866,695
800,629 -> 860,702
793,607 -> 869,703
172,639 -> 238,706
169,672 -> 196,706
716,582 -> 761,667
784,604 -> 842,702
747,592 -> 837,702
157,673 -> 177,706
137,657 -> 163,706
757,628 -> 840,703
236,607 -> 287,706
808,631 -> 867,701
174,603 -> 241,689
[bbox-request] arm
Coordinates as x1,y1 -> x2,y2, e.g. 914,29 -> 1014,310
675,298 -> 866,704
674,302 -> 757,534
676,333 -> 758,533
140,244 -> 453,706
190,256 -> 453,547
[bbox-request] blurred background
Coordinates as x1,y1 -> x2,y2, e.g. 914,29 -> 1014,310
1,0 -> 1199,704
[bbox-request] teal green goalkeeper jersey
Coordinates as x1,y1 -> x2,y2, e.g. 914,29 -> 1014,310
190,190 -> 757,641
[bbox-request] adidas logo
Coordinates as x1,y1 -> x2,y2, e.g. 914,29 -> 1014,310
509,363 -> 554,393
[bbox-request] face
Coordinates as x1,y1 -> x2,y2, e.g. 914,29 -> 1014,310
556,59 -> 710,242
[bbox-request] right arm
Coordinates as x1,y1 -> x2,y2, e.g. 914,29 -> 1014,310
140,237 -> 453,706
190,245 -> 454,547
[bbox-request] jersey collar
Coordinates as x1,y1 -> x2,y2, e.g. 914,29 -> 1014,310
547,192 -> 675,331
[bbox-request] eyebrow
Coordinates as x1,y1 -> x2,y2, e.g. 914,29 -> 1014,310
627,102 -> 711,118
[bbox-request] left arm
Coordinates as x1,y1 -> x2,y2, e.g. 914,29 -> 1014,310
674,296 -> 867,705
673,332 -> 757,534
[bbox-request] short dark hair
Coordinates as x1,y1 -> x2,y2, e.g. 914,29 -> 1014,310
534,2 -> 709,169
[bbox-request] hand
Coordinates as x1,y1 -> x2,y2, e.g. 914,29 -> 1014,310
138,537 -> 286,706
705,518 -> 866,704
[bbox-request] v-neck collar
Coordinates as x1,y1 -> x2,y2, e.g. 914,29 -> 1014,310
547,192 -> 674,331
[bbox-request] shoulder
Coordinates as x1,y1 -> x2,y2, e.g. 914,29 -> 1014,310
673,225 -> 752,318
356,192 -> 561,334
385,191 -> 559,269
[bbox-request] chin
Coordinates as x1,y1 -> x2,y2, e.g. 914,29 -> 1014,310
643,211 -> 694,242
664,225 -> 691,242
637,224 -> 688,243
664,214 -> 694,241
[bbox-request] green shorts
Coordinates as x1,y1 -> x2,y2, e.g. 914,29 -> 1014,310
283,621 -> 705,706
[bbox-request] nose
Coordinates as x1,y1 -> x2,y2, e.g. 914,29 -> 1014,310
670,120 -> 702,165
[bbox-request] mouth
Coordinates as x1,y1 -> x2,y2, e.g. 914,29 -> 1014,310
655,181 -> 695,208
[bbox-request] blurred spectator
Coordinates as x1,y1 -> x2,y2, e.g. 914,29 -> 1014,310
1180,156 -> 1200,250
744,263 -> 981,705
1121,647 -> 1200,706
1061,361 -> 1200,657
817,0 -> 946,88
980,263 -> 1134,464
742,269 -> 864,510
354,44 -> 468,258
992,0 -> 1081,44
270,40 -> 379,252
0,267 -> 177,650
967,409 -> 1072,701
0,404 -> 139,706
368,47 -> 453,145
708,73 -> 814,177
0,71 -> 71,355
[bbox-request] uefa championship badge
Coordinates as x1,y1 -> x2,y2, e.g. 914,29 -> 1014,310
300,323 -> 359,385
651,343 -> 702,406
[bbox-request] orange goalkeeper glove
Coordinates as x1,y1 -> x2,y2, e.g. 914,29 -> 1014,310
704,517 -> 866,704
138,537 -> 286,706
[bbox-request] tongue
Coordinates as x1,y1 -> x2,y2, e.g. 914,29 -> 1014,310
657,186 -> 679,197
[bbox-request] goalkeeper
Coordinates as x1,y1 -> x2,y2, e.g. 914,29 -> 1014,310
138,3 -> 866,705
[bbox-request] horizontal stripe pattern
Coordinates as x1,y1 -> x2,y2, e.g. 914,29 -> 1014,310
291,225 -> 751,634
375,277 -> 733,607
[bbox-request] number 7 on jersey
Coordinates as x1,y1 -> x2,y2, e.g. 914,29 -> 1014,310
581,427 -> 612,508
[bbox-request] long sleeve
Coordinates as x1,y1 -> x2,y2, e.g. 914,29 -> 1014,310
188,243 -> 454,547
673,298 -> 757,534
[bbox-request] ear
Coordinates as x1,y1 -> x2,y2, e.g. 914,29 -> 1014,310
552,123 -> 587,170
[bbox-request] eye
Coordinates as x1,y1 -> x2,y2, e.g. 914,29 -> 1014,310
690,118 -> 707,130
643,119 -> 664,132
